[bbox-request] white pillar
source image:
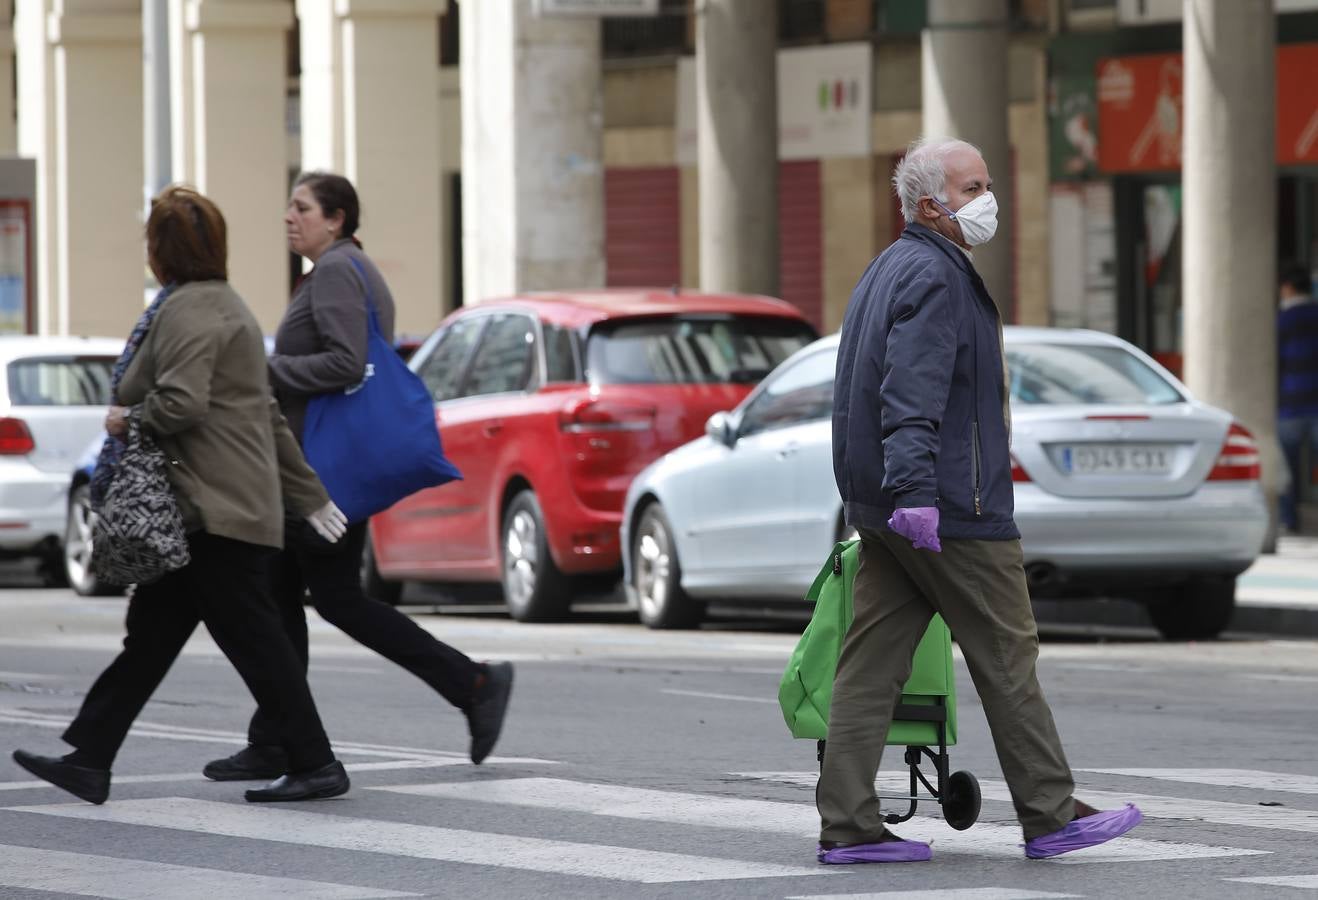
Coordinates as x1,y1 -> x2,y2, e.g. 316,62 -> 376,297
695,0 -> 777,297
922,0 -> 1013,310
299,0 -> 446,334
1182,0 -> 1281,526
174,0 -> 293,331
16,0 -> 57,334
461,0 -> 603,302
49,1 -> 144,337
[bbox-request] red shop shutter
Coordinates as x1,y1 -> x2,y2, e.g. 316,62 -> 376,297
605,167 -> 681,288
778,160 -> 823,330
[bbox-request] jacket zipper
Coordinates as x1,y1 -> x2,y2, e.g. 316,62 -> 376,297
971,421 -> 982,516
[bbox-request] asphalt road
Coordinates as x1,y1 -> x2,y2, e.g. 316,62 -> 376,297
2,581 -> 1318,900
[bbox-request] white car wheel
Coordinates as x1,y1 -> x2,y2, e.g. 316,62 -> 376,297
633,504 -> 702,629
63,484 -> 123,597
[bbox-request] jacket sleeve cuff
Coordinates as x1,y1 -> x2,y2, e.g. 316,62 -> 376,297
893,489 -> 938,509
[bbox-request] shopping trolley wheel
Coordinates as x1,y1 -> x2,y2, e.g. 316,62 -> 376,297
942,770 -> 981,831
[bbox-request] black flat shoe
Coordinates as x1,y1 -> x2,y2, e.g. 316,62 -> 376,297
244,760 -> 349,803
13,750 -> 110,805
203,744 -> 289,781
467,661 -> 514,765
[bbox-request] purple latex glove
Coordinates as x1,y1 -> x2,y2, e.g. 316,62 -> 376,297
888,507 -> 942,553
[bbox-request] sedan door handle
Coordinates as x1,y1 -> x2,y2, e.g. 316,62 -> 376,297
776,444 -> 800,460
482,421 -> 504,437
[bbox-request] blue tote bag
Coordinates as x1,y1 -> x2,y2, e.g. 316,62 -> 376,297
301,258 -> 462,524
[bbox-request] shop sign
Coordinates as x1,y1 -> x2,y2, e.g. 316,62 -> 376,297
675,42 -> 872,165
1117,0 -> 1318,24
1278,43 -> 1318,165
1096,53 -> 1182,174
1095,43 -> 1318,172
1048,73 -> 1100,181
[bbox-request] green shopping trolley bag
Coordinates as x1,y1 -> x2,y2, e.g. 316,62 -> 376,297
778,539 -> 981,830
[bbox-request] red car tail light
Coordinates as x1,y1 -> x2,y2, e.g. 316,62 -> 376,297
0,417 -> 35,455
1010,453 -> 1031,483
558,398 -> 656,433
1207,422 -> 1261,481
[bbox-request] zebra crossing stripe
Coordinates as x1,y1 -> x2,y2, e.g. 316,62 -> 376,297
4,797 -> 831,884
787,891 -> 1081,900
739,771 -> 1318,837
372,778 -> 1265,864
1076,768 -> 1318,795
1226,875 -> 1318,889
0,844 -> 417,899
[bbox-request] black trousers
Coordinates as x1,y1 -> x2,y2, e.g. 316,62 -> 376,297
64,532 -> 335,772
248,521 -> 482,747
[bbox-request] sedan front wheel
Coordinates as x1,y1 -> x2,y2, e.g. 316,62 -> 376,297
633,503 -> 703,629
63,484 -> 123,597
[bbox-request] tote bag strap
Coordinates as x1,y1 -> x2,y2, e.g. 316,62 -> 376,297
346,256 -> 384,340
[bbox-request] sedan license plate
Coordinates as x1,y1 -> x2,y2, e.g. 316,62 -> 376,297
1059,443 -> 1172,476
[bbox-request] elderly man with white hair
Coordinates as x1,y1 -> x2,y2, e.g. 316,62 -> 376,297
816,137 -> 1143,865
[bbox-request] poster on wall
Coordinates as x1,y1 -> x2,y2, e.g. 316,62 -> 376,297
675,43 -> 873,165
1048,73 -> 1100,181
0,203 -> 28,334
1278,43 -> 1318,165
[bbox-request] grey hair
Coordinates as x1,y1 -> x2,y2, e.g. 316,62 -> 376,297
892,137 -> 982,224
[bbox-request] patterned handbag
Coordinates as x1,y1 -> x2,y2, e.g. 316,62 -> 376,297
90,416 -> 190,585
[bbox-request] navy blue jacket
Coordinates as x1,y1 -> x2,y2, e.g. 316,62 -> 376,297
1278,297 -> 1318,420
833,223 -> 1019,541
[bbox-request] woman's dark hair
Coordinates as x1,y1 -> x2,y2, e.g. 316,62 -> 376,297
1281,263 -> 1313,296
146,185 -> 227,285
294,171 -> 361,240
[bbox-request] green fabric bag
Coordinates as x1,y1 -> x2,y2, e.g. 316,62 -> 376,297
777,539 -> 958,746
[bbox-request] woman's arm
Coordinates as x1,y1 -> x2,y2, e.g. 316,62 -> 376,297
267,255 -> 370,395
135,300 -> 224,436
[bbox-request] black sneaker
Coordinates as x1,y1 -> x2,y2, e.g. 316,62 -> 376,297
13,750 -> 109,804
467,662 -> 514,765
202,744 -> 289,781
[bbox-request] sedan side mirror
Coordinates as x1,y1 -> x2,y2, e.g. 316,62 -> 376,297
705,411 -> 735,447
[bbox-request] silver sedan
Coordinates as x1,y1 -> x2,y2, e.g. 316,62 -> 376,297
620,328 -> 1268,640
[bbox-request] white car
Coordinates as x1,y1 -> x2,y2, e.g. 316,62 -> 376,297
0,336 -> 124,584
620,328 -> 1269,640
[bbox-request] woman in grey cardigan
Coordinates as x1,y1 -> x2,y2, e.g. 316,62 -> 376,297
203,173 -> 513,782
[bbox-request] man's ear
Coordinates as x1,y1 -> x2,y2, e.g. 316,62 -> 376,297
918,197 -> 942,220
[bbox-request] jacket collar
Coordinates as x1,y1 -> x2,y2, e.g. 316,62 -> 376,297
901,222 -> 977,276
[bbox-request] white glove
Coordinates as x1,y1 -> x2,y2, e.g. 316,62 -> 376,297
306,501 -> 348,543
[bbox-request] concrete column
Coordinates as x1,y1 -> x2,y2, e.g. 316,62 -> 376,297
179,0 -> 293,330
16,0 -> 57,334
922,0 -> 1013,310
461,0 -> 603,303
49,1 -> 144,337
822,156 -> 874,332
1182,0 -> 1282,526
695,0 -> 777,297
300,0 -> 446,333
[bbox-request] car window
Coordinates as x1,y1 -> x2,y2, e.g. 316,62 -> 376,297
462,314 -> 537,397
7,357 -> 115,406
585,316 -> 816,386
415,317 -> 484,402
738,348 -> 836,437
1006,343 -> 1183,406
543,324 -> 579,383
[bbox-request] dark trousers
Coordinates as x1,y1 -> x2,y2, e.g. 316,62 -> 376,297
816,528 -> 1075,843
248,521 -> 482,747
63,532 -> 334,772
1278,417 -> 1318,530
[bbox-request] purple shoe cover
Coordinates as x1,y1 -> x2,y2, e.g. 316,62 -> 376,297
816,839 -> 933,864
1024,804 -> 1143,859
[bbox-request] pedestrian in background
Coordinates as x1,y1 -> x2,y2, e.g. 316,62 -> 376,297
13,186 -> 351,805
817,137 -> 1142,864
203,172 -> 513,783
1277,264 -> 1318,534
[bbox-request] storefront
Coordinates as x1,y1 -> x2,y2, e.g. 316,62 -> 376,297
1048,24 -> 1318,376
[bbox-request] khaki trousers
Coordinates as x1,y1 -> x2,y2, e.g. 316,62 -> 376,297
816,528 -> 1075,843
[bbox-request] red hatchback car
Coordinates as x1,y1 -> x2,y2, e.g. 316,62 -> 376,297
364,289 -> 817,621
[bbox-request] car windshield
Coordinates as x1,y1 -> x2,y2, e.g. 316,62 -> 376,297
1007,342 -> 1183,406
7,357 -> 115,406
586,316 -> 817,386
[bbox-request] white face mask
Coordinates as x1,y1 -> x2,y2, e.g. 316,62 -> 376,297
935,192 -> 998,246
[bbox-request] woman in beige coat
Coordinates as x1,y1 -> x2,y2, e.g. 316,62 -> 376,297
12,186 -> 351,805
